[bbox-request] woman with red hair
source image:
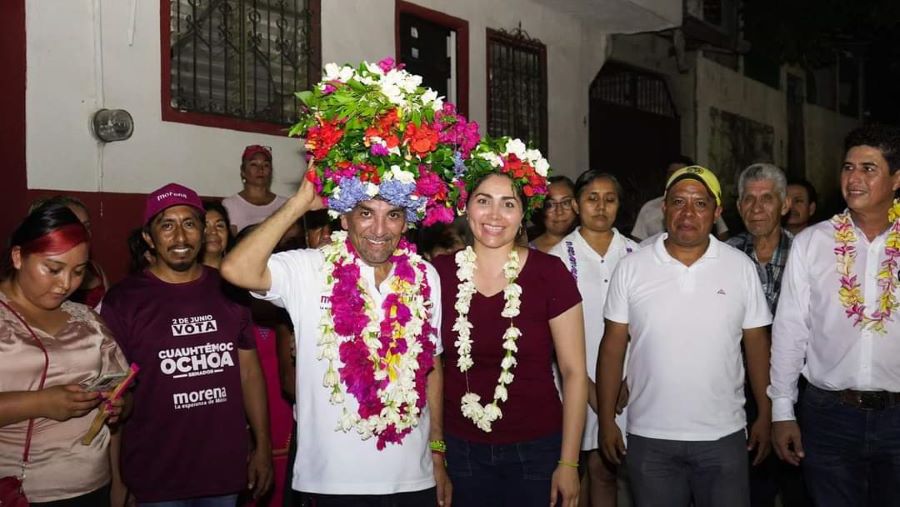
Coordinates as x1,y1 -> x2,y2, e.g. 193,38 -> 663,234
0,203 -> 128,506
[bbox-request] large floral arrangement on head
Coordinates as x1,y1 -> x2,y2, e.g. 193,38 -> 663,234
289,58 -> 480,226
457,136 -> 551,220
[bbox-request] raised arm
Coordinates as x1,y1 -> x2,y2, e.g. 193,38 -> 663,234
220,177 -> 322,291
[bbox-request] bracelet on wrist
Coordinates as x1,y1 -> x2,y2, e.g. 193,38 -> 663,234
557,459 -> 579,469
429,439 -> 447,454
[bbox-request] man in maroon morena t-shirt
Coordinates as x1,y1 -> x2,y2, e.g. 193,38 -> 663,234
100,183 -> 273,504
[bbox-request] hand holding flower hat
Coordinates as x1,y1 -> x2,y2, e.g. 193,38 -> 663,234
290,58 -> 480,226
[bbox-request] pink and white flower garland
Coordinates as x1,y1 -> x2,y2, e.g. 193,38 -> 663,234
453,247 -> 522,432
318,231 -> 436,449
831,199 -> 900,334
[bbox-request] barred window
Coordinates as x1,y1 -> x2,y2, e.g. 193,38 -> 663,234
486,27 -> 547,155
164,0 -> 320,131
591,62 -> 677,118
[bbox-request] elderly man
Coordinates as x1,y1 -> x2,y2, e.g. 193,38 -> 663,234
221,175 -> 451,506
770,124 -> 900,506
598,166 -> 772,507
728,163 -> 793,312
727,164 -> 811,507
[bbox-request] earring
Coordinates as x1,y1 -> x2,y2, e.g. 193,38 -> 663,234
241,177 -> 247,184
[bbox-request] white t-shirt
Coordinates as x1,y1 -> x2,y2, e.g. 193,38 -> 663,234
222,193 -> 288,233
631,195 -> 729,240
549,228 -> 639,450
604,234 -> 771,441
254,248 -> 442,494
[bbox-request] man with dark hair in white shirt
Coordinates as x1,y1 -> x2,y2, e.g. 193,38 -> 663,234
770,124 -> 900,506
599,166 -> 772,507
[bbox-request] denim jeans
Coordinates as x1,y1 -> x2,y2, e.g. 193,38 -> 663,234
445,432 -> 561,507
138,494 -> 238,507
626,430 -> 749,507
800,385 -> 900,507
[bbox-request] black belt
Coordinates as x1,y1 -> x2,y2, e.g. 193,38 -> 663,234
820,386 -> 900,410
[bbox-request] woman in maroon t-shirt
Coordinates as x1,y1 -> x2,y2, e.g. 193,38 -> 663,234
435,169 -> 588,507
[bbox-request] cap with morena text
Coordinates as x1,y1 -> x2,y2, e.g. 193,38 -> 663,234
664,165 -> 722,206
143,183 -> 205,225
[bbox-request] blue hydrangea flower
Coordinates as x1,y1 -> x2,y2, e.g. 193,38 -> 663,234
329,177 -> 370,214
378,179 -> 420,222
453,151 -> 466,178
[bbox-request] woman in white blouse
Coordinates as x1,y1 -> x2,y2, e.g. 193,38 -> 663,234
549,170 -> 639,507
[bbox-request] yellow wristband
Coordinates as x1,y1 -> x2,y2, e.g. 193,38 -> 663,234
557,459 -> 579,469
429,440 -> 447,453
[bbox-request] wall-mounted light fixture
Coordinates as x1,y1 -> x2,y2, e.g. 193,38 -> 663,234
92,109 -> 134,142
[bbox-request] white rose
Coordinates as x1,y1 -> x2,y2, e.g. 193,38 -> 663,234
366,182 -> 380,198
391,165 -> 416,184
323,63 -> 341,81
366,61 -> 385,76
535,158 -> 550,177
337,66 -> 355,83
506,138 -> 527,158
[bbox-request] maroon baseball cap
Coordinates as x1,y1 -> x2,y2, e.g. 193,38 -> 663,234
242,144 -> 272,161
143,183 -> 204,225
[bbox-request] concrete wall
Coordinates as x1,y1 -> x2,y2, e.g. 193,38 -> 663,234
608,32 -> 696,158
803,102 -> 859,215
696,56 -> 859,216
25,0 -> 610,198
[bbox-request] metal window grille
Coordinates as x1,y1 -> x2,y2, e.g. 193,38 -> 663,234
590,63 -> 677,118
486,27 -> 548,155
169,0 -> 317,126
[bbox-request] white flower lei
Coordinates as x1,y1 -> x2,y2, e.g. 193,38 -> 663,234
453,246 -> 523,432
317,231 -> 431,443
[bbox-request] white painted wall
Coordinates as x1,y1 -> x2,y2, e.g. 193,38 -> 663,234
26,0 -> 620,197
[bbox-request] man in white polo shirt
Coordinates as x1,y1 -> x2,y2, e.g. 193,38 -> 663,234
597,166 -> 773,507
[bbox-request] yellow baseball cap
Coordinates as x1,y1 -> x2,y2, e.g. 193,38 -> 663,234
664,165 -> 722,206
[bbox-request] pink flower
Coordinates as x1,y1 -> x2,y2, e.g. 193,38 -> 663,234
423,204 -> 454,226
370,143 -> 390,157
377,57 -> 400,73
415,168 -> 446,197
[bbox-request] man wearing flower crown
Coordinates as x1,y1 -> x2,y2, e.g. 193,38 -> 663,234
770,124 -> 900,506
222,59 -> 460,506
222,177 -> 450,505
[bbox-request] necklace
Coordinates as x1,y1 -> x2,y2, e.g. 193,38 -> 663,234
452,246 -> 522,432
831,199 -> 900,334
318,231 -> 436,449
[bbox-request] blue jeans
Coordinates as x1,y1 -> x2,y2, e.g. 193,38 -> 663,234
800,385 -> 900,507
445,432 -> 561,507
626,430 -> 749,507
138,494 -> 238,507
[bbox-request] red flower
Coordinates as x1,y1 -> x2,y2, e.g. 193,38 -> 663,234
403,123 -> 439,157
306,118 -> 345,159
